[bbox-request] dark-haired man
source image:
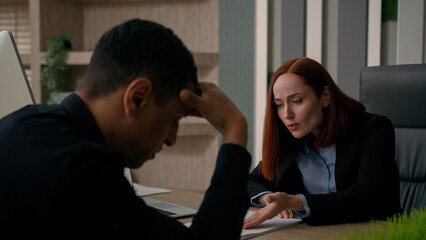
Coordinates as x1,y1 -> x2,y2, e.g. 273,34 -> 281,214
0,19 -> 250,239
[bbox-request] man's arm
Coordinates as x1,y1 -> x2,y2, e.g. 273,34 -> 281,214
179,82 -> 247,148
179,82 -> 251,238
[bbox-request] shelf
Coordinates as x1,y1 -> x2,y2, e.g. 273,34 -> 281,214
40,51 -> 92,66
0,0 -> 27,3
178,117 -> 217,137
40,51 -> 217,67
76,0 -> 201,3
20,54 -> 30,67
192,52 -> 218,67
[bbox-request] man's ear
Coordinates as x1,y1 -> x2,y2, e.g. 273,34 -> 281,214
321,86 -> 331,108
123,78 -> 153,118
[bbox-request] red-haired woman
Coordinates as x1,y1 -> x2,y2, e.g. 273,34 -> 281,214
244,57 -> 401,228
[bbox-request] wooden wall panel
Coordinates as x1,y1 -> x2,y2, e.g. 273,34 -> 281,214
82,0 -> 218,52
40,0 -> 84,51
131,136 -> 219,192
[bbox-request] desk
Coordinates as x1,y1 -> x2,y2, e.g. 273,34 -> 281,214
148,189 -> 377,240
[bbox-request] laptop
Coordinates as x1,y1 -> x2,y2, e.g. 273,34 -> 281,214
0,30 -> 35,119
124,168 -> 197,218
142,197 -> 197,218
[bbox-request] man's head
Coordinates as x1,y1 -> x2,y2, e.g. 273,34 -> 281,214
76,19 -> 197,168
77,19 -> 197,104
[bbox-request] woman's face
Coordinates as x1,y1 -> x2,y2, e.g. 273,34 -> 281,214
273,73 -> 329,139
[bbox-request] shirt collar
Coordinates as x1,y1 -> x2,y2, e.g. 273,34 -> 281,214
60,93 -> 106,145
302,134 -> 336,154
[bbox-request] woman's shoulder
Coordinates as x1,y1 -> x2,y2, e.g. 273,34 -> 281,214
351,111 -> 394,136
359,112 -> 393,126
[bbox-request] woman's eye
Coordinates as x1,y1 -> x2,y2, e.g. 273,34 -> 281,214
276,103 -> 283,108
292,99 -> 302,104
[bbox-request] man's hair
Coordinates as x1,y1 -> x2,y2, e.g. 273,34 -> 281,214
77,19 -> 197,105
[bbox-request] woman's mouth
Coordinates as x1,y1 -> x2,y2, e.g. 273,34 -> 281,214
287,123 -> 299,131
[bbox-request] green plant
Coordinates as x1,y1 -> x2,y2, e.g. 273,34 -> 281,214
41,35 -> 73,104
332,207 -> 426,240
382,0 -> 398,22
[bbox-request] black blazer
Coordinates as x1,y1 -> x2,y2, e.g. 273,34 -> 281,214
248,112 -> 401,225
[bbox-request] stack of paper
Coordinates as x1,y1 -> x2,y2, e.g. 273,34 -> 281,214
240,211 -> 301,239
184,210 -> 301,239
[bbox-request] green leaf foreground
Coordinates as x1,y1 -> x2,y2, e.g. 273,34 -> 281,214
331,207 -> 426,240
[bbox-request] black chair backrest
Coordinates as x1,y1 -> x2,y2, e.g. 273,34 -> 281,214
359,64 -> 426,214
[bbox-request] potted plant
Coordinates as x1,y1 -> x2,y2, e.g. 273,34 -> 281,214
41,35 -> 73,104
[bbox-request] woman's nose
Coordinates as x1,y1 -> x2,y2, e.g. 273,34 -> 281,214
283,106 -> 294,119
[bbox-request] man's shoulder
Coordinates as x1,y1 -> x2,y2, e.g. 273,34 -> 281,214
0,102 -> 117,168
1,104 -> 70,132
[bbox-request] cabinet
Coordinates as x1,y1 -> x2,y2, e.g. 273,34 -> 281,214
1,0 -> 219,192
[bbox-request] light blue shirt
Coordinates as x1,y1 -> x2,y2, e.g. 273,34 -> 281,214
295,142 -> 337,218
251,140 -> 337,219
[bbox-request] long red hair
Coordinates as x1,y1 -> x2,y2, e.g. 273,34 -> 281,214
261,57 -> 365,180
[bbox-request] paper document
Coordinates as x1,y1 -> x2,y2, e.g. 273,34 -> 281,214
184,210 -> 301,239
133,183 -> 171,197
240,210 -> 301,239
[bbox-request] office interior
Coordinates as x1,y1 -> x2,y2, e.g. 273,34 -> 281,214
1,0 -> 425,194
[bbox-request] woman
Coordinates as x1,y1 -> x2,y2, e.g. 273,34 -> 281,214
244,57 -> 401,228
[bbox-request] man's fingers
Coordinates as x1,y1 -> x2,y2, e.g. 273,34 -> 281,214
179,89 -> 199,108
179,89 -> 203,117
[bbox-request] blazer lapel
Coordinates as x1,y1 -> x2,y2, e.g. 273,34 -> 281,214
334,137 -> 357,191
276,142 -> 303,187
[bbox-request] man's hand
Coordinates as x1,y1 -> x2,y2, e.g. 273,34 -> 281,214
179,82 -> 247,148
243,192 -> 304,229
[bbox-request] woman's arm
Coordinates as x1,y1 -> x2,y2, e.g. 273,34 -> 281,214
247,162 -> 277,204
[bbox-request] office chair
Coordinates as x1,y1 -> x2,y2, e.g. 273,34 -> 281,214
359,64 -> 426,214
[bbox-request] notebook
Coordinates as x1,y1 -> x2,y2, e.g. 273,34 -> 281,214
0,30 -> 35,119
240,210 -> 301,239
184,210 -> 301,239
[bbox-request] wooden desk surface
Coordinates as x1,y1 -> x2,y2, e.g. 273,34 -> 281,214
148,189 -> 376,240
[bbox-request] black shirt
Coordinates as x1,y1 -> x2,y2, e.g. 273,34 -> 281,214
0,93 -> 251,239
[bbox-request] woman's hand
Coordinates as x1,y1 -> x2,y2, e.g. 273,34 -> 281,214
243,192 -> 287,229
277,209 -> 297,219
243,192 -> 304,229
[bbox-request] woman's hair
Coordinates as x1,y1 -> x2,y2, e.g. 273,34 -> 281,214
261,57 -> 365,180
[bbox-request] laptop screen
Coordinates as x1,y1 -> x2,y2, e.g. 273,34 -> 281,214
0,30 -> 35,119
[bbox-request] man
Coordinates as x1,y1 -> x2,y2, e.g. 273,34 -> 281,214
0,19 -> 250,239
